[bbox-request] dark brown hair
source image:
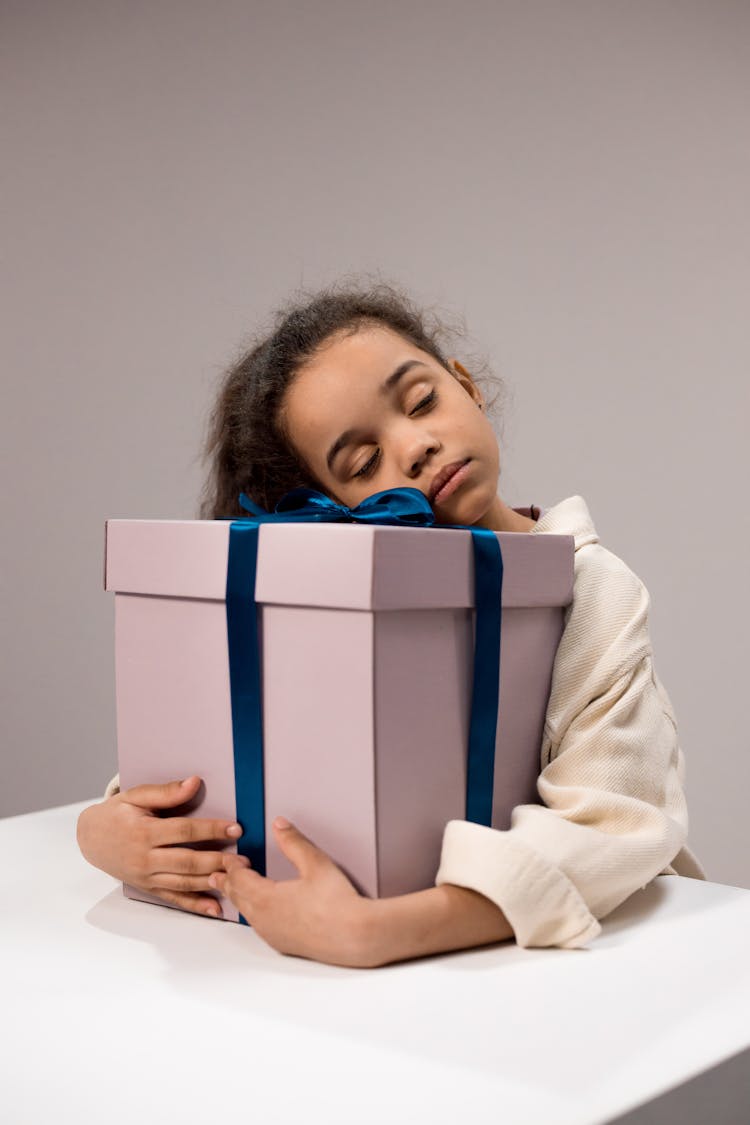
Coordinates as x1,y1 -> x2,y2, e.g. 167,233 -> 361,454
198,277 -> 505,518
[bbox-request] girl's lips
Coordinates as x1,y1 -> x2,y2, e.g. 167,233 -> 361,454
433,459 -> 472,505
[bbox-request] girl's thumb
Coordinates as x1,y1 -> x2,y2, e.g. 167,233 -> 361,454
273,817 -> 324,876
121,776 -> 200,810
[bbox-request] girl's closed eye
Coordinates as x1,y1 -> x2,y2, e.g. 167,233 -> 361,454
413,389 -> 437,414
353,390 -> 437,479
353,451 -> 380,479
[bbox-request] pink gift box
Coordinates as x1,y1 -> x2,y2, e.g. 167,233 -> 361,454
104,519 -> 574,922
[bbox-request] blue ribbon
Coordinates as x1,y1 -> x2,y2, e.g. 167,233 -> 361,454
226,487 -> 503,902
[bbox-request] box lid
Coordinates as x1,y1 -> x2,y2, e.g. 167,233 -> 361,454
104,519 -> 574,610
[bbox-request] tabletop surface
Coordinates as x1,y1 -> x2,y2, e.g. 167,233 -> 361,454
2,800 -> 749,1125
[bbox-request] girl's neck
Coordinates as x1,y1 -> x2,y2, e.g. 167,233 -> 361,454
476,494 -> 538,533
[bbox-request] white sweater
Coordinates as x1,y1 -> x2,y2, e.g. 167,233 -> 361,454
434,494 -> 705,949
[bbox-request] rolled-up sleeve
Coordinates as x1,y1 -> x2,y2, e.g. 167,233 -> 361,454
103,773 -> 120,799
435,548 -> 693,949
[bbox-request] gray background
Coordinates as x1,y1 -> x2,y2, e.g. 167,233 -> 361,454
2,0 -> 748,889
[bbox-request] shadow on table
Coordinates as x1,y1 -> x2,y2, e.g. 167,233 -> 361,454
82,875 -> 750,1106
593,874 -> 747,941
85,883 -> 326,969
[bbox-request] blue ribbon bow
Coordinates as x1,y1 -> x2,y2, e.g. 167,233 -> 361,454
226,486 -> 503,901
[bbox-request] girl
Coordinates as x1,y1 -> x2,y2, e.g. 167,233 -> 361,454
77,280 -> 705,967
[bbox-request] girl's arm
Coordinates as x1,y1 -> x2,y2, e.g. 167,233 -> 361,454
212,818 -> 514,968
363,883 -> 515,965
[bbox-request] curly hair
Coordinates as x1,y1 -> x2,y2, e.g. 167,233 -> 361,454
198,277 -> 505,518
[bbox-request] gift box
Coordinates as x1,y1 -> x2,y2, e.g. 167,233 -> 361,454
104,493 -> 574,923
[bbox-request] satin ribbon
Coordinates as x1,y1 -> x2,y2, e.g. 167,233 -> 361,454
226,487 -> 503,900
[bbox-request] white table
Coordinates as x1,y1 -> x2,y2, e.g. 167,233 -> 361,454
1,801 -> 748,1125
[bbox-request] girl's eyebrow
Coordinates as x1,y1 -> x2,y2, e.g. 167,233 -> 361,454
325,359 -> 427,472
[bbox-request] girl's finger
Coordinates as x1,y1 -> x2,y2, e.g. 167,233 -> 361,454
209,868 -> 262,894
222,853 -> 252,872
150,848 -> 250,876
272,818 -> 329,878
150,887 -> 223,919
148,872 -> 222,894
222,866 -> 268,906
151,815 -> 243,847
121,776 -> 201,810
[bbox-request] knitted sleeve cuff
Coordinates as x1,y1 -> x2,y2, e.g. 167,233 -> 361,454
435,819 -> 602,950
103,773 -> 120,800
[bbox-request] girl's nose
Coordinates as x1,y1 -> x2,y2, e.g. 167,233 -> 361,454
404,434 -> 440,477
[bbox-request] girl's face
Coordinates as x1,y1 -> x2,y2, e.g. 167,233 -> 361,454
281,324 -> 506,528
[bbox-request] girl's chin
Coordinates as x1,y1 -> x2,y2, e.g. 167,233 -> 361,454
434,498 -> 486,528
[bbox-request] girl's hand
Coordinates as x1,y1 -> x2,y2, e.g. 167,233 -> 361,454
209,817 -> 375,967
76,775 -> 249,918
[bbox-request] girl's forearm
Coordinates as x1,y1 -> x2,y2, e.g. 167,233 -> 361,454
362,883 -> 515,967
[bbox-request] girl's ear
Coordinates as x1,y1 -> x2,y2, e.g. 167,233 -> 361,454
447,358 -> 484,411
